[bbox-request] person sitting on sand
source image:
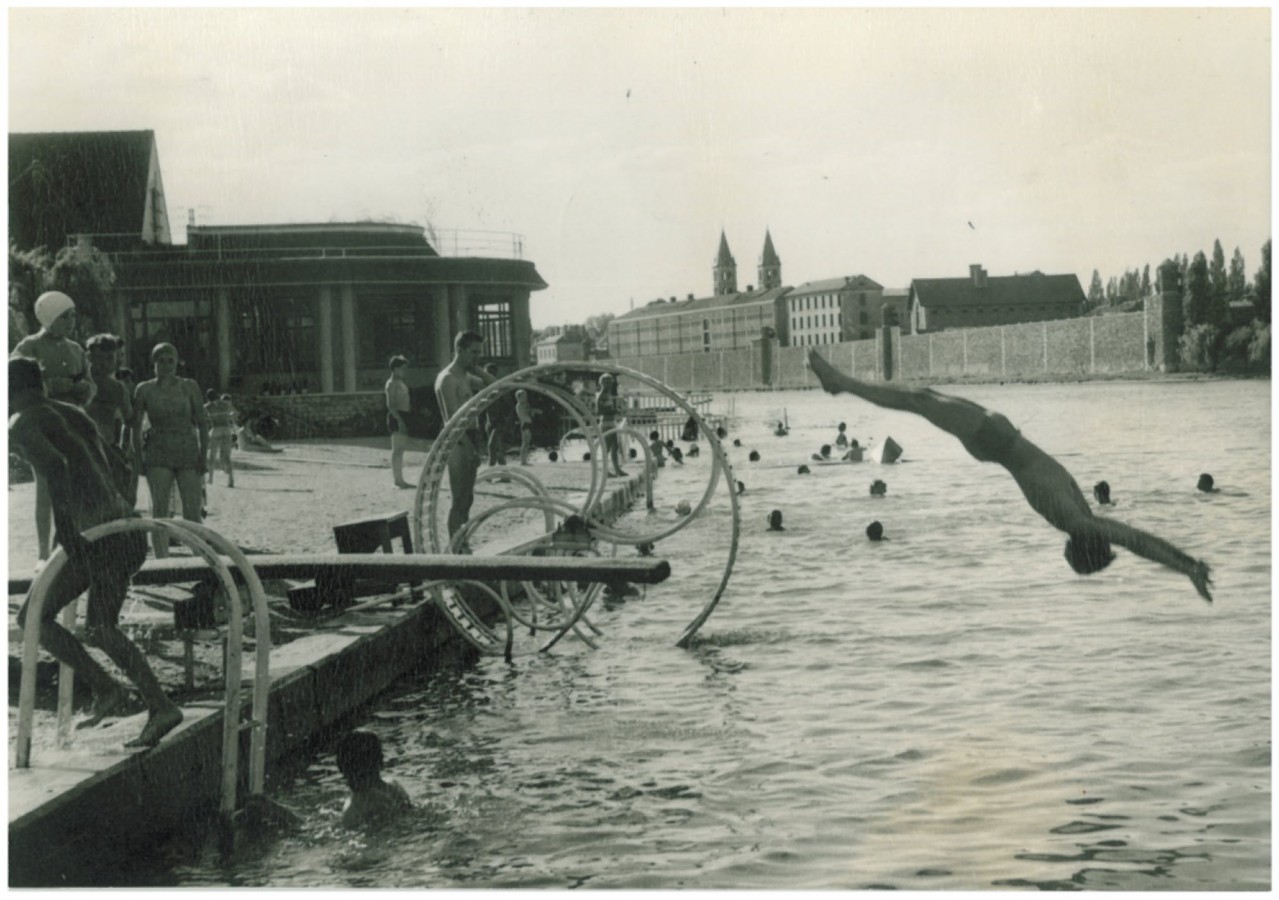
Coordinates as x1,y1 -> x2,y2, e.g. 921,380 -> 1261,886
10,358 -> 184,748
669,447 -> 685,465
687,443 -> 700,458
238,418 -> 283,453
336,730 -> 412,829
808,349 -> 1213,601
835,422 -> 849,449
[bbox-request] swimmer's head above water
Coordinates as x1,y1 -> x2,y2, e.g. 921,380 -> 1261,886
1093,480 -> 1112,505
767,510 -> 784,531
1064,532 -> 1116,575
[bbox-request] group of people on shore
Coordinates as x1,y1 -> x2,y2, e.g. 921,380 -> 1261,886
8,291 -> 285,748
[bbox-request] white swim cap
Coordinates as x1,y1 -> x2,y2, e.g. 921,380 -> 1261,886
34,291 -> 75,327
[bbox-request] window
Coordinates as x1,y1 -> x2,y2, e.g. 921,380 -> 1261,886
476,300 -> 513,359
359,291 -> 437,368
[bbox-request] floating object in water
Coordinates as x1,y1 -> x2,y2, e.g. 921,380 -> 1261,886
873,436 -> 902,464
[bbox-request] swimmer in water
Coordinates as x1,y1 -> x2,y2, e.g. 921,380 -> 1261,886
869,479 -> 887,497
1093,480 -> 1112,505
748,450 -> 760,462
797,464 -> 811,475
1197,473 -> 1218,493
811,444 -> 832,462
835,422 -> 849,449
866,521 -> 885,541
336,730 -> 411,829
808,349 -> 1213,602
767,510 -> 785,531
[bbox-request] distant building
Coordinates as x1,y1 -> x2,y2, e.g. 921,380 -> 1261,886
8,130 -> 548,393
909,264 -> 1086,333
881,288 -> 911,334
610,231 -> 791,356
536,328 -> 589,364
786,275 -> 885,346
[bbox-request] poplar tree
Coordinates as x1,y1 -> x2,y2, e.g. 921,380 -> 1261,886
1183,251 -> 1211,327
1228,247 -> 1248,304
1141,264 -> 1151,297
1087,270 -> 1105,307
1207,239 -> 1230,327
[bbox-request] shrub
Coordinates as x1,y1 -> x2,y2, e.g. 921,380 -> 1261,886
1179,323 -> 1222,372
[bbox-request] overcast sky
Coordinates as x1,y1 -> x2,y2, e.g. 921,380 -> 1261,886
8,7 -> 1271,329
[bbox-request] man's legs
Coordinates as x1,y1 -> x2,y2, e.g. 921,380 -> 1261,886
520,428 -> 532,465
446,438 -> 479,541
84,532 -> 182,746
146,466 -> 175,558
34,473 -> 54,561
175,468 -> 204,523
391,430 -> 409,487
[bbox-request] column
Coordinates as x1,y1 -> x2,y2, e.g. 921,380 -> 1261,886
450,284 -> 470,336
318,285 -> 334,393
510,291 -> 531,367
432,287 -> 452,367
340,284 -> 357,392
215,288 -> 232,392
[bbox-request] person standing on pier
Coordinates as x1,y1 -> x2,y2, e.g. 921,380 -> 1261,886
9,358 -> 184,748
807,349 -> 1213,601
385,355 -> 413,488
11,291 -> 94,562
434,331 -> 495,545
595,373 -> 626,478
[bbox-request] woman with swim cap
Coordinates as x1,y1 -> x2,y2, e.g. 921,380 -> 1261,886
808,349 -> 1213,601
133,343 -> 210,558
11,291 -> 94,561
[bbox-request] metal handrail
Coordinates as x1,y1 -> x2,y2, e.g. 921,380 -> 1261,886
15,517 -> 272,822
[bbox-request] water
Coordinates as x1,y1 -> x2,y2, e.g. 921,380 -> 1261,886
169,379 -> 1270,889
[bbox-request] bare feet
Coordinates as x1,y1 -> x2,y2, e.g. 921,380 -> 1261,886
1191,560 -> 1214,603
77,684 -> 130,730
124,706 -> 184,748
395,481 -> 415,489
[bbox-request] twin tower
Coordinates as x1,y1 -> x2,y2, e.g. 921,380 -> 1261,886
714,229 -> 781,296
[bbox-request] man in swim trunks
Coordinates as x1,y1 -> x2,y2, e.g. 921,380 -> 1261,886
385,355 -> 413,488
808,348 -> 1213,601
434,331 -> 495,544
10,358 -> 184,747
516,389 -> 537,465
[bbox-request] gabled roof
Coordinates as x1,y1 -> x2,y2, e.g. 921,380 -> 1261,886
9,130 -> 161,251
614,286 -> 791,322
760,230 -> 780,266
790,274 -> 883,295
715,230 -> 735,266
536,331 -> 585,347
911,272 -> 1084,308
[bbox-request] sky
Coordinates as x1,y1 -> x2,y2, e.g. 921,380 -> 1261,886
7,7 -> 1272,330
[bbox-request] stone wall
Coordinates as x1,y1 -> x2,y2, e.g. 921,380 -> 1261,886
611,311 -> 1152,389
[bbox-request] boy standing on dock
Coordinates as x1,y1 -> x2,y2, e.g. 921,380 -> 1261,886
385,355 -> 413,489
9,358 -> 184,748
434,331 -> 495,543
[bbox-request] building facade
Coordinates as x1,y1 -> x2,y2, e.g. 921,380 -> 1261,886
535,329 -> 589,365
910,264 -> 1086,333
786,274 -> 885,346
113,223 -> 546,393
8,131 -> 547,395
609,231 -> 789,357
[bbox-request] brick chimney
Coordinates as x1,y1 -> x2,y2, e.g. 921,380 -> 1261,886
969,264 -> 988,288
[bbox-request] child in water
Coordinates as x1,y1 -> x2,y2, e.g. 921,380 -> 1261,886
336,730 -> 412,829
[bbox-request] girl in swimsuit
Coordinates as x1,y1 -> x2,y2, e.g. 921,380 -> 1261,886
133,343 -> 210,558
807,349 -> 1213,601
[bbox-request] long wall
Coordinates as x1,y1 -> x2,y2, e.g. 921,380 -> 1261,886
612,311 -> 1150,391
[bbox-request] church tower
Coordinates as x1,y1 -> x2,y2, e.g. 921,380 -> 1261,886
758,229 -> 781,290
713,230 -> 738,296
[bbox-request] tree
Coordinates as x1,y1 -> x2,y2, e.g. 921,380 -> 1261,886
1087,269 -> 1105,307
9,242 -> 50,346
1207,239 -> 1230,328
583,312 -> 615,343
1183,251 -> 1211,328
1141,264 -> 1152,297
1228,247 -> 1248,304
47,239 -> 117,337
1105,275 -> 1119,305
1254,239 -> 1270,325
1179,322 -> 1221,372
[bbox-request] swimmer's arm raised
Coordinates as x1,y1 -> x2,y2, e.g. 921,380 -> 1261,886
1091,517 -> 1213,603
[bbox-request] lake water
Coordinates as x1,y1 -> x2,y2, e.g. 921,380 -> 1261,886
162,379 -> 1270,889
